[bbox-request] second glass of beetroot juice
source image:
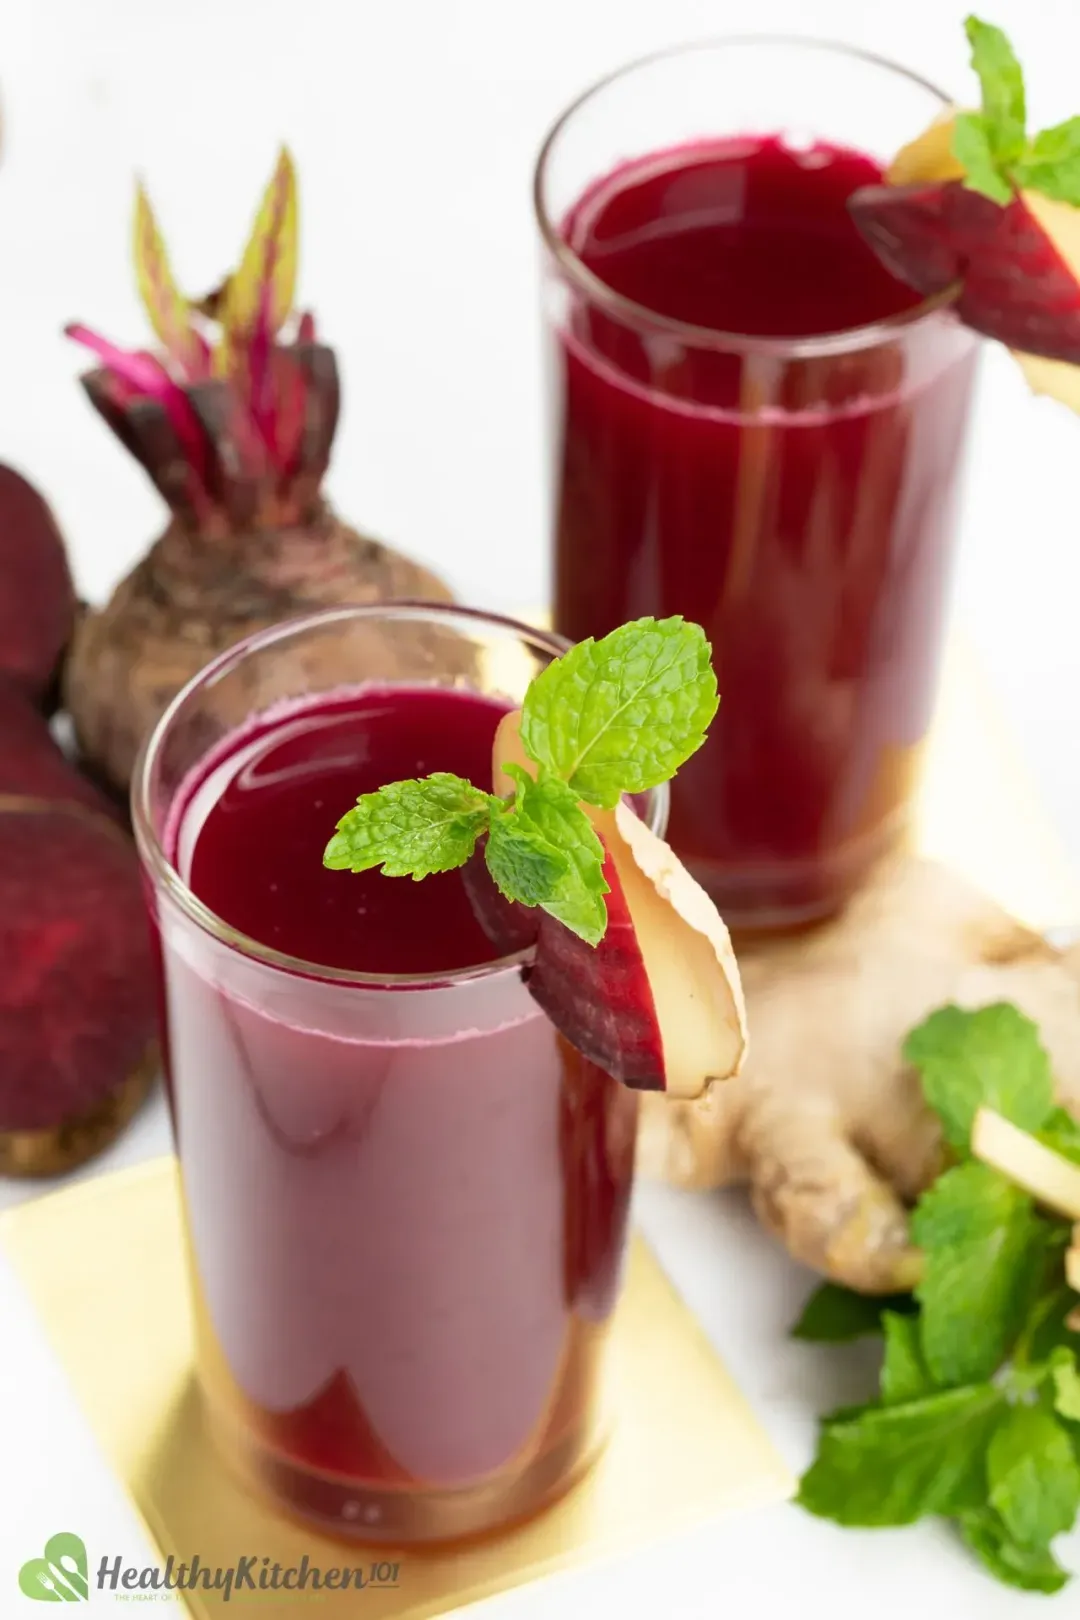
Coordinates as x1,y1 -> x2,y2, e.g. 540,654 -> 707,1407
537,39 -> 979,929
133,604 -> 662,1543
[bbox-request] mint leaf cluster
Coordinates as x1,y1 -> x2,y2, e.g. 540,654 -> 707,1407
956,16 -> 1080,206
323,616 -> 718,946
797,1003 -> 1080,1593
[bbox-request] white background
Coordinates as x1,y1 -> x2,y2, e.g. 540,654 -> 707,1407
2,0 -> 1080,1614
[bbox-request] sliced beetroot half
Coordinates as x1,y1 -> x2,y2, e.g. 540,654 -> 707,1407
849,181 -> 1080,364
0,680 -> 121,822
0,803 -> 157,1175
0,464 -> 77,701
526,843 -> 666,1090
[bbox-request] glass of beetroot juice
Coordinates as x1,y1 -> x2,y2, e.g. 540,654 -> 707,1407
537,39 -> 979,929
132,603 -> 663,1543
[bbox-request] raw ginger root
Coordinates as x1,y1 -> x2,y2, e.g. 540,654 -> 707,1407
63,149 -> 458,797
636,857 -> 1080,1293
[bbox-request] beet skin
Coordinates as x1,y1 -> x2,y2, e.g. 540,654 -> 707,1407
0,464 -> 76,701
0,680 -> 119,821
0,804 -> 157,1174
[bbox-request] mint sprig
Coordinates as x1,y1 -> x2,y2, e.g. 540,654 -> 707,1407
507,768 -> 609,944
795,1002 -> 1080,1591
954,15 -> 1080,207
323,616 -> 717,946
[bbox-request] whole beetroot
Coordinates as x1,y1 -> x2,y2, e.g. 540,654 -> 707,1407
64,150 -> 457,796
0,680 -> 119,822
0,464 -> 76,702
0,803 -> 157,1176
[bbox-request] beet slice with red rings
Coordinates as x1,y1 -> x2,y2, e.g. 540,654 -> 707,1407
0,464 -> 77,703
0,802 -> 157,1175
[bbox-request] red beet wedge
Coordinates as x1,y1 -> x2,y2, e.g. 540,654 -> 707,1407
527,844 -> 665,1089
849,181 -> 1080,364
0,804 -> 157,1175
0,464 -> 76,702
488,711 -> 747,1100
851,18 -> 1080,382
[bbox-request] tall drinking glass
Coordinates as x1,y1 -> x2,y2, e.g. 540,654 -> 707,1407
537,39 -> 979,928
133,604 -> 663,1543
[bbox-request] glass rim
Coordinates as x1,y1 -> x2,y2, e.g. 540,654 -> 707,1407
533,33 -> 961,360
132,600 -> 667,993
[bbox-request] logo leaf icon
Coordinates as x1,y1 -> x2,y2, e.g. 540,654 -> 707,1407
18,1533 -> 88,1602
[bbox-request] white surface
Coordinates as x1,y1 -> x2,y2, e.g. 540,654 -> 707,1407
2,0 -> 1080,1613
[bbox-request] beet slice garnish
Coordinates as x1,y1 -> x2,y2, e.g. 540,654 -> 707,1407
527,841 -> 666,1090
849,180 -> 1080,364
461,837 -> 665,1086
461,709 -> 747,1099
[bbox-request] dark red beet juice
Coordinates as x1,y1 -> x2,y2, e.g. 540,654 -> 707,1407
549,134 -> 978,925
160,683 -> 636,1541
179,687 -> 505,977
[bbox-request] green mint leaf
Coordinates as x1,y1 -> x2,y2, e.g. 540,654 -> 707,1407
1039,1106 -> 1080,1166
791,1283 -> 915,1344
952,112 -> 1014,203
507,767 -> 609,946
1026,1285 -> 1080,1365
797,1384 -> 1004,1526
959,1508 -> 1070,1594
904,1003 -> 1054,1152
880,1312 -> 935,1404
912,1162 -> 1053,1385
1052,1352 -> 1080,1422
1012,117 -> 1080,205
1066,1421 -> 1080,1473
519,616 -> 717,809
484,804 -> 569,908
987,1402 -> 1080,1547
324,774 -> 492,879
1010,161 -> 1080,205
965,15 -> 1027,165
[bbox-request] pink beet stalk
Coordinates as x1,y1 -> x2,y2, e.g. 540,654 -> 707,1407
66,324 -> 179,399
66,324 -> 211,494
